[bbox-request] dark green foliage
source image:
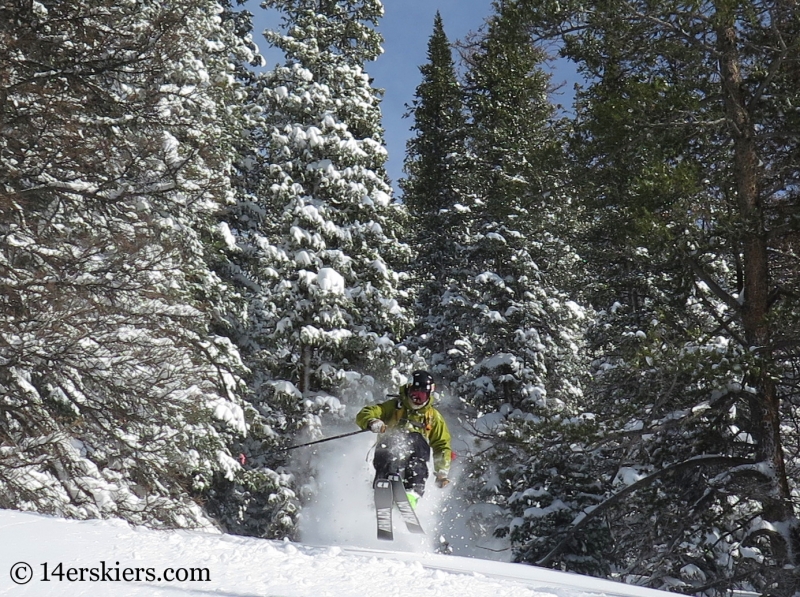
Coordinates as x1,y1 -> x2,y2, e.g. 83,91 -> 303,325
464,1 -> 556,220
400,13 -> 470,382
519,0 -> 800,592
402,12 -> 467,221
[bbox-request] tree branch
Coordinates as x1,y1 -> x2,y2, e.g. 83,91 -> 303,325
536,455 -> 753,567
686,255 -> 742,313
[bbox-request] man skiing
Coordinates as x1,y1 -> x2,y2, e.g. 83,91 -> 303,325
356,370 -> 452,508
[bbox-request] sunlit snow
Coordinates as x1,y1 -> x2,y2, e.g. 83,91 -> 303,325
316,267 -> 345,294
0,495 -> 674,597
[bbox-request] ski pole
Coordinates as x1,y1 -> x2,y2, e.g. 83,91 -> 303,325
273,428 -> 370,453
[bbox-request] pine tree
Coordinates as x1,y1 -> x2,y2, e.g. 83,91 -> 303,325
400,12 -> 469,382
0,0 -> 257,527
455,1 -> 586,414
431,0 -> 595,569
402,12 -> 466,221
224,0 -> 413,476
523,1 -> 800,592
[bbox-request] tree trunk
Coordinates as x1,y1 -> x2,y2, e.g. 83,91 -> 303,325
715,3 -> 795,563
299,344 -> 312,395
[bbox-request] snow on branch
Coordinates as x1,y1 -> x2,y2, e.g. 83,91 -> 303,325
536,455 -> 754,567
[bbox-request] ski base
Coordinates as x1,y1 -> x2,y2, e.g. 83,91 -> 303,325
374,475 -> 425,540
374,479 -> 393,540
390,477 -> 424,535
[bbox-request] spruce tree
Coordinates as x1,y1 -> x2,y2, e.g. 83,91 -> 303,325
0,0 -> 257,528
224,0 -> 412,469
435,0 -> 594,569
400,12 -> 469,382
402,12 -> 466,221
522,1 -> 800,592
456,1 -> 586,414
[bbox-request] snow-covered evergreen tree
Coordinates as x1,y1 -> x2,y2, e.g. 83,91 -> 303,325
400,13 -> 471,384
446,1 -> 586,411
412,0 -> 595,569
222,0 -> 413,525
230,0 -> 412,396
0,0 -> 258,528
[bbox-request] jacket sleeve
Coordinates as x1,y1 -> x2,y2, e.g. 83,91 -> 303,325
355,399 -> 395,430
428,409 -> 452,475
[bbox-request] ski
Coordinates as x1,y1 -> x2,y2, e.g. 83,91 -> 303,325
374,479 -> 393,541
389,476 -> 424,535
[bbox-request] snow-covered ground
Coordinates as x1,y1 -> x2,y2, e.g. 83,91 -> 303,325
0,395 -> 676,597
0,508 -> 674,597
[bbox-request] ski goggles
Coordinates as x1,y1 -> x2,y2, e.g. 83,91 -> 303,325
409,389 -> 430,405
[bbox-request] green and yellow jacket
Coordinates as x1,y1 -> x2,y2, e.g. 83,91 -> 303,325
356,386 -> 452,476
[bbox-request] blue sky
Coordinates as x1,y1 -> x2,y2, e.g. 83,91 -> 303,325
371,0 -> 495,189
247,1 -> 580,193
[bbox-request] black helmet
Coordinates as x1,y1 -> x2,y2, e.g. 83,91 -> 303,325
408,370 -> 434,409
410,370 -> 434,393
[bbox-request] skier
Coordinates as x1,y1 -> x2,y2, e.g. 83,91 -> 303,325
356,370 -> 452,508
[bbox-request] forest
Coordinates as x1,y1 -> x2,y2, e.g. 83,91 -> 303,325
1,0 -> 799,595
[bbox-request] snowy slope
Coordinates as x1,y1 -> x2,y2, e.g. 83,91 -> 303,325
0,509 -> 674,597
